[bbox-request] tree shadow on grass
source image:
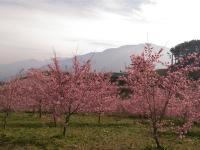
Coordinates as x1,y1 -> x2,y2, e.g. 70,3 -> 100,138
161,130 -> 177,138
0,133 -> 62,150
143,145 -> 168,150
70,122 -> 133,128
187,131 -> 200,139
3,121 -> 133,130
0,134 -> 11,145
4,122 -> 57,128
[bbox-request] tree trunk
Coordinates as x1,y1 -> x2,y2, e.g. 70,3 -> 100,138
152,123 -> 162,149
39,111 -> 42,118
3,111 -> 9,129
39,101 -> 42,118
139,114 -> 145,124
98,113 -> 101,124
53,114 -> 57,127
63,114 -> 70,137
33,107 -> 37,117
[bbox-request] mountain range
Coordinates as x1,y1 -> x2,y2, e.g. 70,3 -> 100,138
0,43 -> 170,81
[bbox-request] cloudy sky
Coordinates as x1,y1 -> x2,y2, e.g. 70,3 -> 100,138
0,0 -> 200,64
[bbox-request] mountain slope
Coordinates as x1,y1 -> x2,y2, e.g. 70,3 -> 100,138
0,44 -> 170,80
60,43 -> 169,72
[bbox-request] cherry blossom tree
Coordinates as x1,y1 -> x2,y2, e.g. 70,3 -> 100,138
0,77 -> 21,129
61,56 -> 95,136
122,44 -> 200,148
84,72 -> 118,124
45,55 -> 94,136
167,53 -> 200,137
24,69 -> 51,118
42,55 -> 68,127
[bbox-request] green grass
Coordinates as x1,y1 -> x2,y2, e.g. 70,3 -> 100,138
0,113 -> 199,150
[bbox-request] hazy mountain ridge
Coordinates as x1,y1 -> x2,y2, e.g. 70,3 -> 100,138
0,44 -> 170,81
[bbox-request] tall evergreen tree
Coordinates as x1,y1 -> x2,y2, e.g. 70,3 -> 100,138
170,40 -> 200,64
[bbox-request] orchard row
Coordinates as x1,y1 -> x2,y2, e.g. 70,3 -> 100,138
0,44 -> 199,149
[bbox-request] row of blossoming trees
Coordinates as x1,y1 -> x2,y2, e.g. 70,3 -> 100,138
0,55 -> 118,135
0,44 -> 200,148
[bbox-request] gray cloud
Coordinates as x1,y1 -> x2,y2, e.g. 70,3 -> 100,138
0,0 -> 154,17
90,41 -> 117,47
65,37 -> 122,47
0,0 -> 154,64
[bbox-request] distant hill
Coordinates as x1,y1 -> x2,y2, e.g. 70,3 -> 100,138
0,43 -> 170,81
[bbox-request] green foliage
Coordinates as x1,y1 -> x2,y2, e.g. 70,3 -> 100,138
0,113 -> 199,150
111,72 -> 127,84
156,69 -> 167,76
170,40 -> 200,59
188,70 -> 200,80
111,72 -> 132,99
169,40 -> 200,80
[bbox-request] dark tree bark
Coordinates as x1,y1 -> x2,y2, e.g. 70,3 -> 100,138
98,113 -> 101,124
3,111 -> 9,129
63,114 -> 70,136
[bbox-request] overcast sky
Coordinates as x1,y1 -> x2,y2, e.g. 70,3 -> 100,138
1,0 -> 200,64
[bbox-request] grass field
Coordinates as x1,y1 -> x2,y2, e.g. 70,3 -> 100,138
0,113 -> 199,150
